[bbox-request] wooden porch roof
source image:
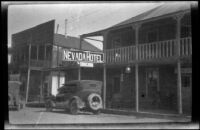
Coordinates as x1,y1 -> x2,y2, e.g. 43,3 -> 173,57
81,2 -> 191,37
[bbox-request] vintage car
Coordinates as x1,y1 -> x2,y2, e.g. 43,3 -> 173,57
8,80 -> 25,110
45,80 -> 103,115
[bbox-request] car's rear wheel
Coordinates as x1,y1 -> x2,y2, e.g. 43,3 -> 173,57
70,100 -> 79,115
87,93 -> 102,114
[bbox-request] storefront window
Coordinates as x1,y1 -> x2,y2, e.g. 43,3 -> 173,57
182,75 -> 192,88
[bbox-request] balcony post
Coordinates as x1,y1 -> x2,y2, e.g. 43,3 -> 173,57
173,13 -> 184,57
103,31 -> 108,109
132,23 -> 141,112
173,13 -> 184,114
37,45 -> 39,61
26,44 -> 31,103
78,37 -> 82,80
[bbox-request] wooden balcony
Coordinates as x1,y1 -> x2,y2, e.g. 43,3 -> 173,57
30,60 -> 51,68
105,37 -> 192,64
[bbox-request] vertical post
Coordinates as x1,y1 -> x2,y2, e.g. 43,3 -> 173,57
26,44 -> 31,103
78,67 -> 81,80
44,44 -> 46,61
103,64 -> 106,109
78,36 -> 82,80
103,31 -> 108,109
57,45 -> 60,89
174,13 -> 184,114
135,64 -> 139,112
40,71 -> 43,103
37,45 -> 39,61
132,23 -> 141,112
177,61 -> 182,114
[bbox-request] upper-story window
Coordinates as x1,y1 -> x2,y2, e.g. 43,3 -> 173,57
38,45 -> 45,60
31,45 -> 37,60
147,29 -> 158,43
112,37 -> 121,48
46,45 -> 52,61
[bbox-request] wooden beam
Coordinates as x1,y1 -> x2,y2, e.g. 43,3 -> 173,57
84,37 -> 103,42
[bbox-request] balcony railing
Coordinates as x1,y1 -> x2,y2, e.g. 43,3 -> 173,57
30,60 -> 51,68
105,37 -> 192,64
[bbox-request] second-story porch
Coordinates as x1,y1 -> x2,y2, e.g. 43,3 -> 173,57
81,6 -> 192,65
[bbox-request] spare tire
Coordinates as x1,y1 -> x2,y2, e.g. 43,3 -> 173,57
87,93 -> 103,111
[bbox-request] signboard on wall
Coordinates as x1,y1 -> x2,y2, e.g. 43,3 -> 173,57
79,62 -> 94,67
62,49 -> 104,63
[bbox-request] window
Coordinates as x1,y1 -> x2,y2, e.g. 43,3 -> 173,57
112,37 -> 121,48
146,68 -> 159,98
147,29 -> 158,43
38,45 -> 45,60
46,45 -> 52,60
182,75 -> 192,88
31,45 -> 37,59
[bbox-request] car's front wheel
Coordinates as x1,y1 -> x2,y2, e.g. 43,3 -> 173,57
70,100 -> 79,115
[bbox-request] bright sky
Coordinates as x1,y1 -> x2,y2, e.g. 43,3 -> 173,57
8,2 -> 164,49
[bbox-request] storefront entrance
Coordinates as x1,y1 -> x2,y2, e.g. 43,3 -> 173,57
182,73 -> 192,115
146,68 -> 160,108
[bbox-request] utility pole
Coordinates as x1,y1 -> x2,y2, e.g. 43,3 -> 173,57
65,19 -> 67,38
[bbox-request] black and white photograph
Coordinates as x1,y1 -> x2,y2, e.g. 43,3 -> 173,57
4,1 -> 199,129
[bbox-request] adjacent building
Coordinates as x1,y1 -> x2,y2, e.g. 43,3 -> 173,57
80,2 -> 192,115
9,20 -> 102,103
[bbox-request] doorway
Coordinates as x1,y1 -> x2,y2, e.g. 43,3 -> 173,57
146,68 -> 160,108
112,76 -> 120,94
182,73 -> 192,115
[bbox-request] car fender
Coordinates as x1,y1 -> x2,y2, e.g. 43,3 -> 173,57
70,96 -> 85,109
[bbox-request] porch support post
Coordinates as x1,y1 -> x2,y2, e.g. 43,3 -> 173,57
132,23 -> 141,112
103,31 -> 108,109
78,67 -> 81,80
40,71 -> 43,102
26,44 -> 31,103
177,61 -> 182,114
174,13 -> 184,114
26,68 -> 31,103
103,31 -> 109,109
37,45 -> 39,61
103,64 -> 106,109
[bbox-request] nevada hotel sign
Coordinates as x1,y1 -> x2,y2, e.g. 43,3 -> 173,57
62,49 -> 104,63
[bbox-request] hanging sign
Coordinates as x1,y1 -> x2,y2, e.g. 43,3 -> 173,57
79,62 -> 94,67
62,49 -> 104,63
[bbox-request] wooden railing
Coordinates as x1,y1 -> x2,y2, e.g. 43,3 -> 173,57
180,37 -> 192,57
30,60 -> 51,68
105,46 -> 136,64
138,39 -> 176,60
105,37 -> 192,64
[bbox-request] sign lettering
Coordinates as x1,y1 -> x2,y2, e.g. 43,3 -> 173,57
62,49 -> 104,63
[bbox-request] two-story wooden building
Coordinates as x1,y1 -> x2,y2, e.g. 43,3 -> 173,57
10,20 -> 102,103
80,2 -> 192,115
